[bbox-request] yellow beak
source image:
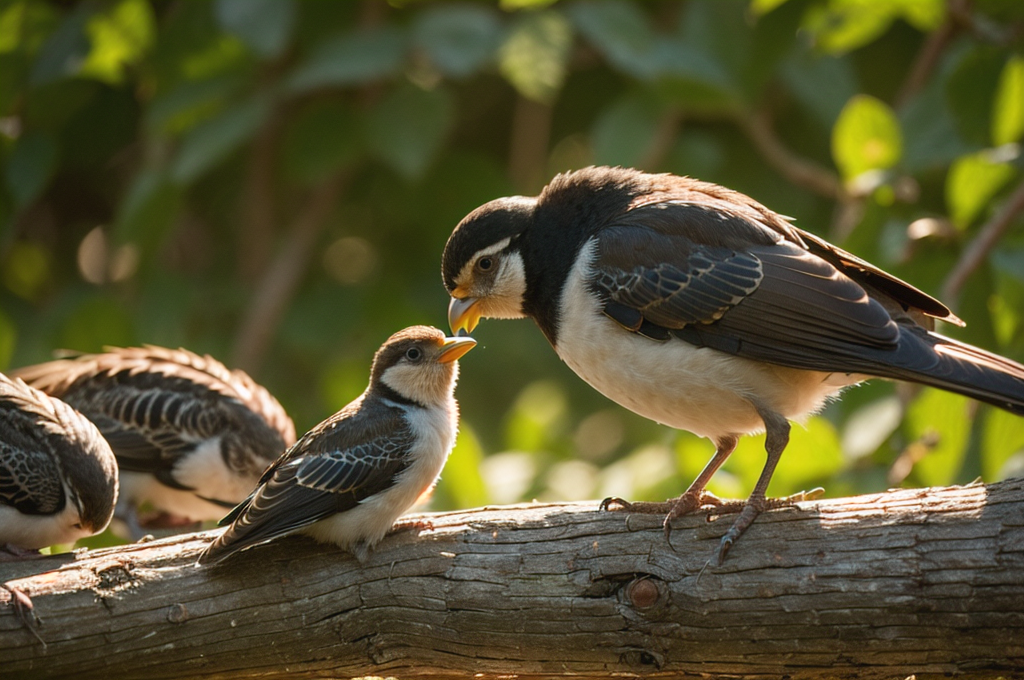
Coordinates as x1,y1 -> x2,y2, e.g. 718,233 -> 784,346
437,335 -> 477,363
448,296 -> 482,335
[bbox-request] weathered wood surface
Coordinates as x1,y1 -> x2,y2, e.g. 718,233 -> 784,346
2,479 -> 1023,680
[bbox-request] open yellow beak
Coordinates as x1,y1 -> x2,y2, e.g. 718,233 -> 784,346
448,296 -> 482,335
437,335 -> 477,363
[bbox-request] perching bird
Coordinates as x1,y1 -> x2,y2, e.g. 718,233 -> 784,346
1,373 -> 118,554
13,346 -> 296,537
197,326 -> 476,565
442,165 -> 1024,563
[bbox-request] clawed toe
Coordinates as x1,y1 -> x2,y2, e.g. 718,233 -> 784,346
599,496 -> 632,512
2,583 -> 45,647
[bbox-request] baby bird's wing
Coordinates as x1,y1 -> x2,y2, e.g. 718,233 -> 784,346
198,401 -> 413,564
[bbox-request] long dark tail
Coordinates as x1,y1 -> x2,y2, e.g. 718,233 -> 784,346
886,329 -> 1024,416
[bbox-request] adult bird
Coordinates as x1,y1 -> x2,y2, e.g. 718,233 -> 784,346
13,346 -> 296,537
1,373 -> 118,555
442,165 -> 1024,564
197,326 -> 475,565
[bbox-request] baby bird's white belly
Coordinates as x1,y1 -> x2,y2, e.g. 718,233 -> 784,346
303,399 -> 458,549
118,437 -> 262,522
556,243 -> 861,441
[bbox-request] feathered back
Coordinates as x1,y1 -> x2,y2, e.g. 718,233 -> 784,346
13,345 -> 296,447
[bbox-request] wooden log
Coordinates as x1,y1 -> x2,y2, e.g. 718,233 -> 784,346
2,478 -> 1023,679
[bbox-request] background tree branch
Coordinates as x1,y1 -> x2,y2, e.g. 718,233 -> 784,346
3,479 -> 1023,680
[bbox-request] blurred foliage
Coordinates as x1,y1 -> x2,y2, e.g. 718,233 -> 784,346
2,0 -> 1024,552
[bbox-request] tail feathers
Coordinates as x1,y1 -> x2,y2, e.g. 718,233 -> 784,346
896,330 -> 1024,416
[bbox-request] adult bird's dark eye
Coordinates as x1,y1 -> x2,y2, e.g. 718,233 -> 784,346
477,257 -> 493,271
405,347 -> 422,361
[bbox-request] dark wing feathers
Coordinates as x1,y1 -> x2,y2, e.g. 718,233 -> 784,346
594,207 -> 900,365
198,400 -> 413,564
590,195 -> 1024,414
596,246 -> 764,329
12,347 -> 296,491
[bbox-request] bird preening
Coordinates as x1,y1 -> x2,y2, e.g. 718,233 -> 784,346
0,373 -> 118,556
12,346 -> 296,539
443,165 -> 1024,564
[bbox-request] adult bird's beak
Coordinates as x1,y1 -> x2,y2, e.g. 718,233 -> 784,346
437,335 -> 477,363
448,296 -> 482,336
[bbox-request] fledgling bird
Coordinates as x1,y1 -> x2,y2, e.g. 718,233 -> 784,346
12,346 -> 296,537
197,326 -> 476,565
0,373 -> 118,554
442,165 -> 1024,563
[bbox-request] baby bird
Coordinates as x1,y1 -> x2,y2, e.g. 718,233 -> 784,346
197,326 -> 475,565
1,373 -> 118,554
13,346 -> 296,536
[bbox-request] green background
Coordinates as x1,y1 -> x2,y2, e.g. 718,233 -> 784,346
1,0 -> 1023,549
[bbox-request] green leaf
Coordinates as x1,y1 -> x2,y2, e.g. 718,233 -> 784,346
0,1 -> 61,55
412,4 -> 501,78
365,85 -> 452,180
114,167 -> 182,257
751,0 -> 791,15
285,27 -> 406,93
591,91 -> 666,167
498,10 -> 573,104
214,0 -> 295,59
900,62 -> 973,172
28,4 -> 90,85
569,0 -> 659,79
945,148 -> 1016,229
993,55 -> 1024,146
80,0 -> 155,85
6,129 -> 57,208
170,95 -> 270,184
803,0 -> 896,55
653,40 -> 739,114
145,73 -> 246,136
831,94 -> 902,181
780,51 -> 858,130
904,388 -> 971,487
282,100 -> 361,184
982,406 -> 1024,481
946,46 -> 1007,147
897,0 -> 945,31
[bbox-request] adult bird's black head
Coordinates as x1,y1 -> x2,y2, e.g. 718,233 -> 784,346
442,165 -> 1024,564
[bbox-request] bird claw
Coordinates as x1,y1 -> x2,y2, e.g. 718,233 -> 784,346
2,583 -> 45,647
599,496 -> 633,512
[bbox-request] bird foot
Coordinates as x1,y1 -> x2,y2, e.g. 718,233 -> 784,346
2,583 -> 45,647
0,544 -> 46,561
711,487 -> 825,566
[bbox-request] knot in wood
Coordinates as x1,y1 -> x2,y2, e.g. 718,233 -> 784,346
625,576 -> 662,610
166,603 -> 189,624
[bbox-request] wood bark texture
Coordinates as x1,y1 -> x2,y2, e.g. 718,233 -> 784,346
2,478 -> 1023,680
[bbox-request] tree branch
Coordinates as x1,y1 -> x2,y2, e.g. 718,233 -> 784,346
229,174 -> 347,373
942,177 -> 1024,307
3,479 -> 1023,679
736,109 -> 847,202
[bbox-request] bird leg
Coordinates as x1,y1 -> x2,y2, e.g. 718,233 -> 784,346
712,406 -> 790,567
600,435 -> 741,541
